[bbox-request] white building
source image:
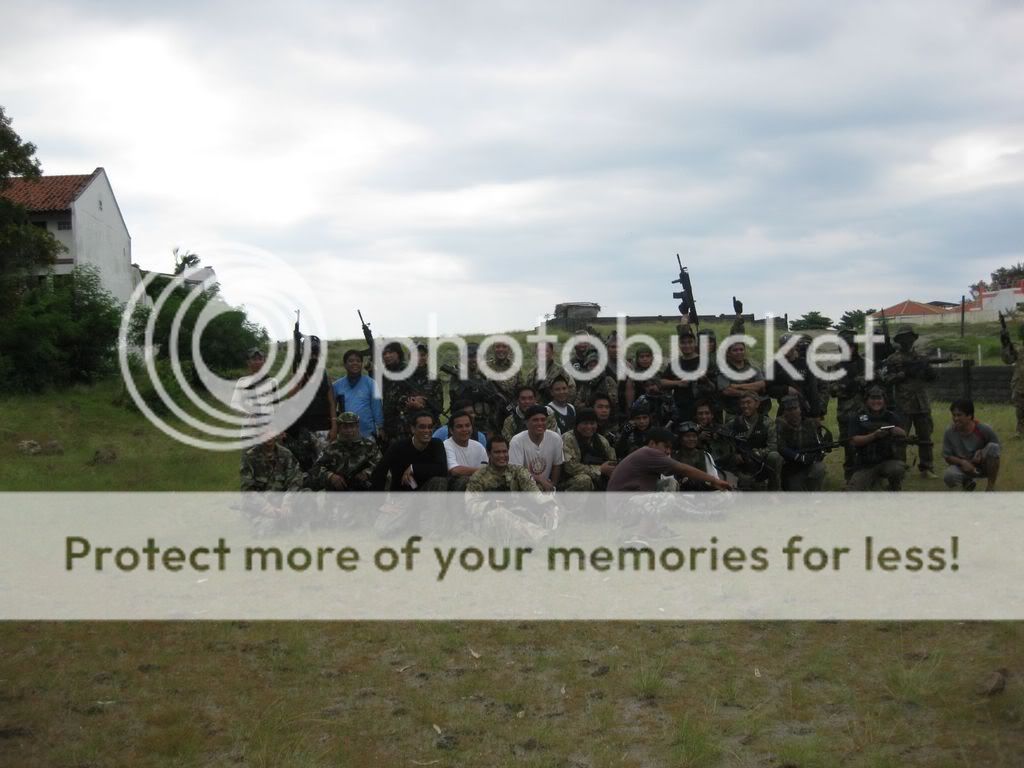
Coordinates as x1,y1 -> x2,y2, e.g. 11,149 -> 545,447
1,167 -> 139,303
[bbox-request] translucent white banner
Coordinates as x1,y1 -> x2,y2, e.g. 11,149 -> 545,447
0,492 -> 1018,620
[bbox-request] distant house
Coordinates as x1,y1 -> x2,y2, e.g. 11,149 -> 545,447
553,302 -> 601,329
1,167 -> 139,303
870,285 -> 1024,326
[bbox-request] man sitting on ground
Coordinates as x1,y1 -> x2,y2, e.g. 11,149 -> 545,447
560,407 -> 617,491
444,412 -> 489,491
508,404 -> 564,492
846,386 -> 907,492
942,398 -> 1001,492
370,411 -> 449,492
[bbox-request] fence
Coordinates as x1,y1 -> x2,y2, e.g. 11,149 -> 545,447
932,362 -> 1013,403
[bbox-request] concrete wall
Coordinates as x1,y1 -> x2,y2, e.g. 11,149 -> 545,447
71,171 -> 133,304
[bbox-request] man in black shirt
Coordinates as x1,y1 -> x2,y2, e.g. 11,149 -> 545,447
846,386 -> 907,492
371,411 -> 449,492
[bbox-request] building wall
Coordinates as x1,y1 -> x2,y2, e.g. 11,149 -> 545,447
71,171 -> 133,303
888,309 -> 1003,325
29,213 -> 77,276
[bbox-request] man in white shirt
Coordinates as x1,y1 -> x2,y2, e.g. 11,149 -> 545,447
508,405 -> 564,492
444,412 -> 489,490
230,347 -> 278,439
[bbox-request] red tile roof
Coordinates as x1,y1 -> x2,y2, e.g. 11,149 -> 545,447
869,300 -> 950,318
0,168 -> 101,212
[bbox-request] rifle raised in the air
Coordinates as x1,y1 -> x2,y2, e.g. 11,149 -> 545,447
671,255 -> 699,328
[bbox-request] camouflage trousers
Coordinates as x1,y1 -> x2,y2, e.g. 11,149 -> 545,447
559,474 -> 604,492
903,412 -> 934,471
846,460 -> 905,492
282,428 -> 325,472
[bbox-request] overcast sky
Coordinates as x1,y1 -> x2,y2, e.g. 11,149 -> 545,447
3,0 -> 1023,339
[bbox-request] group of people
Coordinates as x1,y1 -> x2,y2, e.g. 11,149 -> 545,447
238,315 -> 1020,502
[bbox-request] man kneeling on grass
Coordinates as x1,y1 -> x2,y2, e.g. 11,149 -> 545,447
942,399 -> 1001,492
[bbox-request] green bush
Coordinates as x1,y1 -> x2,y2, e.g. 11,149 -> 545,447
0,265 -> 121,392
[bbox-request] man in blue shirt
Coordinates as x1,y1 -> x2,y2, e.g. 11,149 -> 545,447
332,349 -> 383,440
433,400 -> 488,448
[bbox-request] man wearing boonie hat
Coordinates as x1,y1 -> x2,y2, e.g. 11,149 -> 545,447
882,325 -> 937,479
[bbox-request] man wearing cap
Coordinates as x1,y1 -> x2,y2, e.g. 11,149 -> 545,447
775,395 -> 832,491
230,347 -> 278,436
941,399 -> 1001,491
508,404 -> 565,492
616,401 -> 653,458
1000,324 -> 1024,439
560,407 -> 617,491
832,328 -> 867,480
443,412 -> 489,491
882,325 -> 937,478
673,421 -> 724,491
726,391 -> 783,491
502,385 -> 557,442
846,386 -> 907,492
308,412 -> 382,492
332,349 -> 383,441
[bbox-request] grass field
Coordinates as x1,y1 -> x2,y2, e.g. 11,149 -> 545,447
1,374 -> 1022,766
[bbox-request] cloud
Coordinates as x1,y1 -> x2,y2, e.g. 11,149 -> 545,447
2,0 -> 1023,337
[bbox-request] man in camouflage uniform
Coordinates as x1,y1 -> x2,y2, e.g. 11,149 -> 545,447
661,324 -> 716,424
694,400 -> 737,484
239,436 -> 306,534
673,421 -> 722,491
832,327 -> 866,480
523,341 -> 576,404
560,407 -> 617,491
726,392 -> 782,491
307,412 -> 382,491
485,340 -> 522,406
449,343 -> 510,435
616,401 -> 653,458
502,384 -> 557,441
881,325 -> 937,478
570,347 -> 617,412
408,342 -> 443,421
592,393 -> 620,448
775,395 -> 832,491
1000,324 -> 1024,438
465,436 -> 558,544
381,342 -> 413,446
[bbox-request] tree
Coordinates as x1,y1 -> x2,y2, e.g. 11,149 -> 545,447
791,311 -> 833,331
130,256 -> 267,373
834,308 -> 877,332
173,247 -> 201,275
0,105 -> 64,310
990,262 -> 1024,290
0,266 -> 121,392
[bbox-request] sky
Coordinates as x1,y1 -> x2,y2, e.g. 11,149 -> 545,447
2,0 -> 1023,340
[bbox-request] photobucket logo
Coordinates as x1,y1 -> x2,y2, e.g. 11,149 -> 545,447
117,244 -> 327,452
371,314 -> 885,388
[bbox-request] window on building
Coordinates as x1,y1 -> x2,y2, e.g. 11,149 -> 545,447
98,199 -> 103,211
58,221 -> 72,231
